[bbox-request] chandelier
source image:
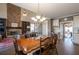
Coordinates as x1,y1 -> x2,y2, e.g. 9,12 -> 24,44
31,1 -> 46,22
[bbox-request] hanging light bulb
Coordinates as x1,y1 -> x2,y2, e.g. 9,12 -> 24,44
40,17 -> 46,22
64,18 -> 67,21
36,15 -> 41,19
31,17 -> 37,21
23,13 -> 27,16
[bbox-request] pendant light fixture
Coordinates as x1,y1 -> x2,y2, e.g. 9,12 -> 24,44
31,0 -> 46,22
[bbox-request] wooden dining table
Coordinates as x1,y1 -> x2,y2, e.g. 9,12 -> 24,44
17,36 -> 48,54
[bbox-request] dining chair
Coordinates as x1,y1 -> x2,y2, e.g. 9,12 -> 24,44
40,37 -> 51,55
13,39 -> 26,55
49,34 -> 58,55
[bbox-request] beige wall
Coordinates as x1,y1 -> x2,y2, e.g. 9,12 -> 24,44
0,3 -> 7,18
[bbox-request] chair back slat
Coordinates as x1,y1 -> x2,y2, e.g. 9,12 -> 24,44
51,34 -> 58,46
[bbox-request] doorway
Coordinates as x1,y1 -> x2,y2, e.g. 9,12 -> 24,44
63,22 -> 73,40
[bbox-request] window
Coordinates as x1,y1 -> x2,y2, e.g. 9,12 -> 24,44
30,23 -> 35,32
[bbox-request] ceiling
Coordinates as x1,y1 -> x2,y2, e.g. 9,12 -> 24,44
13,3 -> 79,19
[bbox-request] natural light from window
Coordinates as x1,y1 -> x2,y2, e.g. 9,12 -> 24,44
30,23 -> 35,32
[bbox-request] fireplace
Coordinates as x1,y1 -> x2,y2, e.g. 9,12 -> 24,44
7,29 -> 22,36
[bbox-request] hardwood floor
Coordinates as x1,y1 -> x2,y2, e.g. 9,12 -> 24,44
57,38 -> 79,55
0,38 -> 79,55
